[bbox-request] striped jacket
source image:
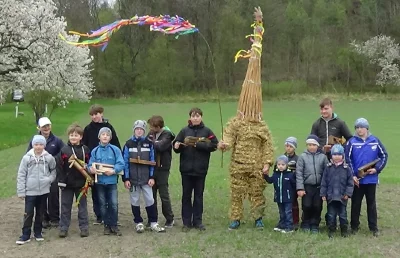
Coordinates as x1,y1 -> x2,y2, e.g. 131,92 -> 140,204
345,134 -> 388,184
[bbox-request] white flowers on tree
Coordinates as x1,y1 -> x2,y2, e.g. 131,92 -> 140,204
0,0 -> 94,120
351,35 -> 400,87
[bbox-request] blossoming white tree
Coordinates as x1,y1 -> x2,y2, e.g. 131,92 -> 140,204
0,0 -> 94,121
351,35 -> 400,88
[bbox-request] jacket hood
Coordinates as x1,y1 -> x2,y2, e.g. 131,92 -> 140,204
320,113 -> 338,121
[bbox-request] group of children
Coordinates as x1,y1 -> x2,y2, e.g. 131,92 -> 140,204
16,104 -> 388,244
264,117 -> 388,238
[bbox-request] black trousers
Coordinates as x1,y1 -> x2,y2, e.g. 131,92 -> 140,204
351,184 -> 378,231
42,181 -> 60,223
181,175 -> 206,227
153,170 -> 174,222
22,194 -> 47,237
301,185 -> 322,229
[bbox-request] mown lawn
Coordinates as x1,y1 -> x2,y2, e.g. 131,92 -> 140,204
0,100 -> 398,257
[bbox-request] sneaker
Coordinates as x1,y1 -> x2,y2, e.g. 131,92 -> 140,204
104,226 -> 111,235
273,226 -> 282,232
151,223 -> 166,233
182,225 -> 191,232
42,220 -> 50,229
281,229 -> 294,234
50,221 -> 59,228
16,236 -> 30,245
194,224 -> 206,231
255,218 -> 264,230
165,220 -> 175,228
341,228 -> 349,238
34,233 -> 44,241
93,218 -> 103,225
301,227 -> 310,233
311,228 -> 319,234
136,223 -> 145,233
80,229 -> 89,237
229,220 -> 241,230
351,228 -> 359,235
328,231 -> 334,239
110,227 -> 122,236
372,230 -> 380,237
58,230 -> 68,238
117,221 -> 122,227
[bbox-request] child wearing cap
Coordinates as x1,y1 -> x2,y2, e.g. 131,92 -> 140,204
320,144 -> 354,238
264,155 -> 296,233
16,135 -> 57,245
273,136 -> 300,229
122,120 -> 166,233
345,118 -> 388,237
296,134 -> 329,233
88,127 -> 125,236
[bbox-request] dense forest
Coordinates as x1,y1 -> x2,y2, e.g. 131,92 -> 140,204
56,0 -> 400,97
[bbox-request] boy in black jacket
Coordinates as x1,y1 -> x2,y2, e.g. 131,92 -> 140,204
58,124 -> 91,238
321,144 -> 354,238
265,155 -> 296,233
82,104 -> 121,224
173,108 -> 218,231
147,115 -> 175,228
273,137 -> 300,229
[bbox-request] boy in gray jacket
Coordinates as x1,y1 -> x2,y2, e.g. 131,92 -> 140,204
16,135 -> 57,245
296,134 -> 328,233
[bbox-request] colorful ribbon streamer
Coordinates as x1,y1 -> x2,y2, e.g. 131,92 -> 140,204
234,21 -> 265,63
60,15 -> 199,51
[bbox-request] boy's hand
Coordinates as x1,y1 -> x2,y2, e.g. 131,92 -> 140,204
148,179 -> 155,187
19,196 -> 25,200
174,141 -> 182,149
89,166 -> 96,174
124,181 -> 131,189
322,196 -> 326,201
367,168 -> 377,174
323,145 -> 331,153
262,164 -> 270,174
342,195 -> 349,200
353,176 -> 359,187
218,141 -> 227,150
104,170 -> 115,176
297,190 -> 306,197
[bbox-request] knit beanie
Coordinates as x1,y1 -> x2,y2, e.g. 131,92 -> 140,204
276,155 -> 289,165
32,135 -> 47,146
331,144 -> 345,156
355,118 -> 369,130
285,136 -> 297,149
98,127 -> 112,139
133,120 -> 147,134
306,134 -> 320,147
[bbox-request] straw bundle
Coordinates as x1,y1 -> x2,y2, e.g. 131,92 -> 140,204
235,7 -> 264,122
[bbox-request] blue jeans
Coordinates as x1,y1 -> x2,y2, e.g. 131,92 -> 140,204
327,201 -> 348,230
97,184 -> 118,227
22,194 -> 47,237
277,202 -> 293,230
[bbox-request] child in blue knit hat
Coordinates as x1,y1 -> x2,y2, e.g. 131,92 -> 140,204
264,155 -> 296,233
321,144 -> 354,238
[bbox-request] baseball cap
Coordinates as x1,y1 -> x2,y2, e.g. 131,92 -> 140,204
38,117 -> 52,128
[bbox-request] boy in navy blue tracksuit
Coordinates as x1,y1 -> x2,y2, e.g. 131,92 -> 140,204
320,144 -> 354,238
345,118 -> 388,237
264,155 -> 296,233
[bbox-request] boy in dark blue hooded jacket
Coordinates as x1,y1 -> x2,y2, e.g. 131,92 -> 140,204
321,144 -> 353,238
264,155 -> 296,233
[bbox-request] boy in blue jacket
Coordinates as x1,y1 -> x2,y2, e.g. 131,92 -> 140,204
88,127 -> 125,236
122,120 -> 166,233
264,155 -> 296,233
345,118 -> 388,237
321,144 -> 354,238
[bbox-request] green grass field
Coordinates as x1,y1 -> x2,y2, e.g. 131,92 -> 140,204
0,100 -> 399,257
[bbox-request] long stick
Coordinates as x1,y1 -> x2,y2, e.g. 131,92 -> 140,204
198,32 -> 224,168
